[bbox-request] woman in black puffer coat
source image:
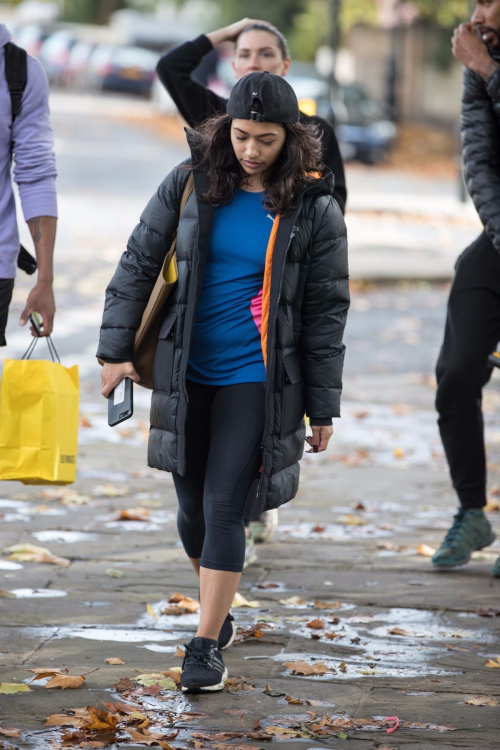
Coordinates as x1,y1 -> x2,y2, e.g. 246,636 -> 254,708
97,72 -> 349,693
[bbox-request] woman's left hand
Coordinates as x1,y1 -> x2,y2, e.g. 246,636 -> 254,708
306,425 -> 333,453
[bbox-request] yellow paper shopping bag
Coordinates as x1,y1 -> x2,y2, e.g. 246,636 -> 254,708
0,337 -> 79,485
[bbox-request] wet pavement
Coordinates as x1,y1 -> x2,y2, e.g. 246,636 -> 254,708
0,93 -> 499,748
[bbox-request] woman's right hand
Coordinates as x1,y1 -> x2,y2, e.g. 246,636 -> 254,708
101,362 -> 140,399
207,18 -> 268,46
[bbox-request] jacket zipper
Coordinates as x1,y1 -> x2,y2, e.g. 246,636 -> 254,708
258,221 -> 299,491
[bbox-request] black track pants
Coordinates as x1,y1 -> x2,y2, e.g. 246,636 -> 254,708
436,232 -> 500,509
172,379 -> 265,572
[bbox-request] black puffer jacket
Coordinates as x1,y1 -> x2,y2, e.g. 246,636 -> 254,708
97,131 -> 349,513
462,63 -> 500,250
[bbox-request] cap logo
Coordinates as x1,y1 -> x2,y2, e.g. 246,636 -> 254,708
252,91 -> 258,95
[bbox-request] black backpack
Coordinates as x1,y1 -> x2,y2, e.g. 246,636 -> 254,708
4,41 -> 37,275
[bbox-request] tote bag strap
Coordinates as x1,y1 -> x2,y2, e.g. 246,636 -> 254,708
133,172 -> 195,353
22,334 -> 61,363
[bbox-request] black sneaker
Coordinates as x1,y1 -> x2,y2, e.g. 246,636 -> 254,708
218,612 -> 236,650
181,637 -> 228,693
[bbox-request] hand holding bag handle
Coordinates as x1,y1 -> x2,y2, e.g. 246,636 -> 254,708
98,172 -> 195,389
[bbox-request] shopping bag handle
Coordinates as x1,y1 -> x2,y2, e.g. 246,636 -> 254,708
22,334 -> 61,363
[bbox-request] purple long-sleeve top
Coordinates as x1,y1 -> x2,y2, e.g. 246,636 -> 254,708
0,24 -> 57,279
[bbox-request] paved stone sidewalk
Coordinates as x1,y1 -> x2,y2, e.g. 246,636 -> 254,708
1,434 -> 499,749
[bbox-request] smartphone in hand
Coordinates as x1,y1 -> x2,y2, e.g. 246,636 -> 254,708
108,377 -> 134,427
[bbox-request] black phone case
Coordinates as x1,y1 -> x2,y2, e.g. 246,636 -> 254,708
108,377 -> 134,427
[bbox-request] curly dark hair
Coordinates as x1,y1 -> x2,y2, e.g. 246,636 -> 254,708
192,114 -> 324,216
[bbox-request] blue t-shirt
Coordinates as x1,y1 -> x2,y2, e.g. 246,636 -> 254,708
187,189 -> 274,385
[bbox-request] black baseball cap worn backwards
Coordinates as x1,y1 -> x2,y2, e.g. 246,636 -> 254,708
227,71 -> 300,124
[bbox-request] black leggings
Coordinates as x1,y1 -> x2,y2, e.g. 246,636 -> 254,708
172,379 -> 265,572
436,231 -> 500,509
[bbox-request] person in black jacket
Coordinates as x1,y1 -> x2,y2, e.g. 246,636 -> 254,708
97,72 -> 349,692
156,18 -> 347,214
157,19 -> 347,548
433,1 -> 500,575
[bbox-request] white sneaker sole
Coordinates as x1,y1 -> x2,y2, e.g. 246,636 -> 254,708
181,668 -> 228,693
220,619 -> 237,650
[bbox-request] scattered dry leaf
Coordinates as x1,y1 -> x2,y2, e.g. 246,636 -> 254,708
147,603 -> 158,620
340,514 -> 367,526
93,484 -> 127,498
283,659 -> 329,676
388,627 -> 409,636
161,593 -> 200,615
311,523 -> 326,532
339,660 -> 347,673
306,618 -> 325,629
285,695 -> 304,704
115,507 -> 151,522
105,568 -> 124,578
477,608 -> 500,617
3,543 -> 70,566
0,683 -> 31,694
394,447 -> 405,458
0,589 -> 15,598
83,707 -> 119,731
485,657 -> 500,668
232,592 -> 260,608
0,728 -> 21,737
314,599 -> 342,610
417,544 -> 436,557
104,657 -> 125,665
464,696 -> 499,706
279,595 -> 306,607
45,674 -> 86,690
175,646 -> 185,658
111,677 -> 133,692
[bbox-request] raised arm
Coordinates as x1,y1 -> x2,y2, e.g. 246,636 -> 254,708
156,19 -> 261,127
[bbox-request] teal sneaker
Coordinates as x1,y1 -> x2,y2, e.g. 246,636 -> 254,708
492,556 -> 500,577
431,508 -> 496,568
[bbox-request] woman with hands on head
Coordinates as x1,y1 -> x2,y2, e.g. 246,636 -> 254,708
97,71 -> 349,693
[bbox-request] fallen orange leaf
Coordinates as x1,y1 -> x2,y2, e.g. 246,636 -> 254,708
104,657 -> 125,665
283,660 -> 329,676
306,618 -> 325,629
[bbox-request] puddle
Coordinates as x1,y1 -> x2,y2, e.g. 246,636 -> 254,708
273,651 -> 457,681
277,522 -> 392,540
0,560 -> 23,570
281,600 -> 356,611
2,512 -> 31,523
137,599 -> 200,629
32,530 -> 100,543
104,521 -> 163,531
252,581 -> 288,592
284,606 -> 491,680
10,588 -> 67,599
0,499 -> 29,509
55,626 -> 183,643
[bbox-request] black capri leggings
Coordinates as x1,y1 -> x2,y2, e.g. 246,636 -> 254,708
172,379 -> 265,572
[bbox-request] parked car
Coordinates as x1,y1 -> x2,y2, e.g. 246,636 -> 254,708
214,55 -> 396,164
89,45 -> 159,97
39,29 -> 76,85
63,40 -> 96,89
12,23 -> 47,58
